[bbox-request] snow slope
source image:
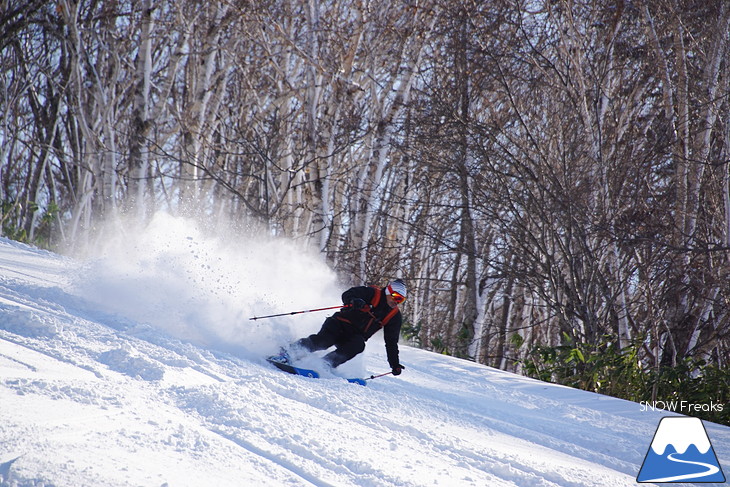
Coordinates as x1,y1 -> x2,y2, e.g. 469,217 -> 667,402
0,218 -> 728,487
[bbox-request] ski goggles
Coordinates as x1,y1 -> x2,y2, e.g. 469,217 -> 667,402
387,287 -> 406,304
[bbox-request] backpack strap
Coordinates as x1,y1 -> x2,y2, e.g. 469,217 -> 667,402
370,286 -> 398,327
379,307 -> 399,328
361,286 -> 400,333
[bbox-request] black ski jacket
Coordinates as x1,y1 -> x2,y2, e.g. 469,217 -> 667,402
334,286 -> 402,368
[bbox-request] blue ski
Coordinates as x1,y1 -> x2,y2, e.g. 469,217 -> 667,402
267,358 -> 366,386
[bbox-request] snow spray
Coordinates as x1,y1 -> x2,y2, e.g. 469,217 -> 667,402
71,212 -> 340,358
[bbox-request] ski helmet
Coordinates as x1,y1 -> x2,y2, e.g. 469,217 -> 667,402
386,279 -> 407,304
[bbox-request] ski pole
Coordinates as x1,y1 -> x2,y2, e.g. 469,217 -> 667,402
249,304 -> 346,321
365,371 -> 394,380
365,364 -> 405,381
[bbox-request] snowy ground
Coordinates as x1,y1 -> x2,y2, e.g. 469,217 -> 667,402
0,216 -> 727,487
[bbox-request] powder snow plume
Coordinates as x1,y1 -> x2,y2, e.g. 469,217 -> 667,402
71,212 -> 340,357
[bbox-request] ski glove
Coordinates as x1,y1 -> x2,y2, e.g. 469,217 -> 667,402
391,364 -> 405,376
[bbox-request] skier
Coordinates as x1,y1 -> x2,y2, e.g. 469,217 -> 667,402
272,279 -> 407,376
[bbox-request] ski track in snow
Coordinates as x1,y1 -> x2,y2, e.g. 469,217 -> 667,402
0,236 -> 728,487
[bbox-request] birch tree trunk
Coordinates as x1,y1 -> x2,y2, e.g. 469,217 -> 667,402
127,0 -> 154,219
452,8 -> 478,358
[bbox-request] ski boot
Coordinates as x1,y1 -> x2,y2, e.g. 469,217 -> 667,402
268,347 -> 291,364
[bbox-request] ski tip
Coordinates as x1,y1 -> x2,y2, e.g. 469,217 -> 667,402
347,378 -> 367,386
267,358 -> 320,379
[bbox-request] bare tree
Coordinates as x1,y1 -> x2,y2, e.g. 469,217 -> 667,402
3,0 -> 729,383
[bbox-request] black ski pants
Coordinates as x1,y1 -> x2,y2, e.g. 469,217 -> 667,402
295,317 -> 365,368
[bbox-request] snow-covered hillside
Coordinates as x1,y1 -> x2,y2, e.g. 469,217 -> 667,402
1,216 -> 728,487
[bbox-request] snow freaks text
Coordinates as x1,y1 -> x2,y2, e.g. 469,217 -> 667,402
640,401 -> 725,414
